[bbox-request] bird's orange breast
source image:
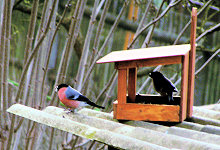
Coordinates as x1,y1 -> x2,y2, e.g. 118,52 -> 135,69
58,87 -> 80,109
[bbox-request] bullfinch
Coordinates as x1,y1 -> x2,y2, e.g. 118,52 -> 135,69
55,84 -> 105,112
149,71 -> 178,101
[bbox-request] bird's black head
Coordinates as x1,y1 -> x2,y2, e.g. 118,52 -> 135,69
149,71 -> 163,79
55,83 -> 68,92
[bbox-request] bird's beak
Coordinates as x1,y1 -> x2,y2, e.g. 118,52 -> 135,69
55,86 -> 58,92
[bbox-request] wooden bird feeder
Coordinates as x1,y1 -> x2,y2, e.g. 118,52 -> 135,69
97,8 -> 197,122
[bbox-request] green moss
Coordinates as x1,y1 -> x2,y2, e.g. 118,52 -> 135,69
82,130 -> 97,139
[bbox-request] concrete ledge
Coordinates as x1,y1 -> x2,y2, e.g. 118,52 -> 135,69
7,104 -> 220,150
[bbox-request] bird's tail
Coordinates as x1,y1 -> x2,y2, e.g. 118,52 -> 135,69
87,101 -> 105,109
79,95 -> 105,109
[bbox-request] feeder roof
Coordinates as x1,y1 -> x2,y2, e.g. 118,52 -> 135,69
97,44 -> 191,64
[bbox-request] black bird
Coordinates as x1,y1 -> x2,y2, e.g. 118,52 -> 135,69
149,71 -> 178,101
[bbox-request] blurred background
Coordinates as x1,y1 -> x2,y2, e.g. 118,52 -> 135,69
0,0 -> 219,149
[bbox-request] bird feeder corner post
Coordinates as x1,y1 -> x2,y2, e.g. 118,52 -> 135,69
128,68 -> 137,103
187,7 -> 197,118
180,52 -> 189,121
114,64 -> 127,119
117,68 -> 127,105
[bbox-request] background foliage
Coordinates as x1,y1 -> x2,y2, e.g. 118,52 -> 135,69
0,0 -> 219,149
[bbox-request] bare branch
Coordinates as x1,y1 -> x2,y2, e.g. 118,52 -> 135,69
94,70 -> 117,104
173,0 -> 215,44
136,0 -> 152,33
76,0 -> 99,91
196,23 -> 220,42
141,0 -> 165,48
195,48 -> 220,75
39,0 -> 71,106
81,1 -> 129,90
7,0 -> 58,148
128,0 -> 181,49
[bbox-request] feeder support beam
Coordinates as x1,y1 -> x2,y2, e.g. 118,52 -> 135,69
188,7 -> 197,118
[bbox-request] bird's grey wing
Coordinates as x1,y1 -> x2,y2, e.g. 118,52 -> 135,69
65,86 -> 81,100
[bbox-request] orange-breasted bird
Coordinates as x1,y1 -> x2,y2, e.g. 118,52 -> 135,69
55,84 -> 105,112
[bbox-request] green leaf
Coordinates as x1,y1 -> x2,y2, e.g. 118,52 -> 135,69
60,102 -> 66,107
8,79 -> 19,87
94,108 -> 101,111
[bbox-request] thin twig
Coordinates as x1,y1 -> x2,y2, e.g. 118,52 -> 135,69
141,0 -> 165,48
102,73 -> 118,109
48,128 -> 55,150
3,0 -> 12,127
71,136 -> 79,149
39,0 -> 71,106
94,70 -> 117,103
76,0 -> 99,91
3,0 -> 12,149
173,50 -> 216,86
23,0 -> 39,64
81,0 -> 129,91
82,0 -> 112,95
49,1 -> 87,149
127,0 -> 181,49
74,139 -> 91,149
196,23 -> 220,42
88,140 -> 96,150
49,0 -> 86,106
92,0 -> 112,61
0,0 -> 7,131
97,144 -> 106,150
195,48 -> 220,75
173,0 -> 214,44
25,122 -> 36,150
135,0 -> 152,34
7,0 -> 58,148
95,0 -> 105,17
188,0 -> 219,11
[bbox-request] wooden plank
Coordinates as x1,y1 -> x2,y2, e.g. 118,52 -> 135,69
180,53 -> 189,122
188,8 -> 197,118
115,103 -> 180,122
115,56 -> 182,69
128,68 -> 137,102
117,69 -> 127,104
135,94 -> 181,105
113,103 -> 117,119
97,44 -> 191,64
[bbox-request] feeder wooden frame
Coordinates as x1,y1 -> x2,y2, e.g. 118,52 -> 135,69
97,8 -> 197,122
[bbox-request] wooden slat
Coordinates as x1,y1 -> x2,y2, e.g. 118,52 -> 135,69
97,44 -> 191,64
115,56 -> 182,69
117,69 -> 127,104
188,8 -> 197,118
115,103 -> 180,122
128,68 -> 137,102
180,53 -> 189,122
113,103 -> 117,119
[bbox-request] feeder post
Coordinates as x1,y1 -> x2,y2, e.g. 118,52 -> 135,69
128,68 -> 137,103
180,52 -> 189,121
188,7 -> 197,118
117,68 -> 127,104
